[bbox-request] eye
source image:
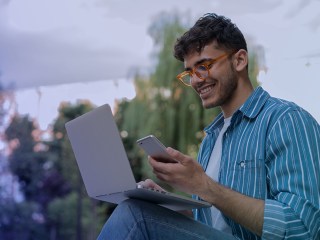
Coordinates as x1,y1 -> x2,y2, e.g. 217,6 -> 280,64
204,60 -> 215,68
196,65 -> 207,72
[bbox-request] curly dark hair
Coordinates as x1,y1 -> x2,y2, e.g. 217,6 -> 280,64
174,13 -> 247,61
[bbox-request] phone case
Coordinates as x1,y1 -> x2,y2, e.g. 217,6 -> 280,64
137,135 -> 177,163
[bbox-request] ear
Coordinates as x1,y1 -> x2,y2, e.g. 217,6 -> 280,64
233,49 -> 248,72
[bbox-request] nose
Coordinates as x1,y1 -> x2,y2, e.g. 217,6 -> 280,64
190,73 -> 205,86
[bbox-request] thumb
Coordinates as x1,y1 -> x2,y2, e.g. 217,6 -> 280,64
166,147 -> 190,164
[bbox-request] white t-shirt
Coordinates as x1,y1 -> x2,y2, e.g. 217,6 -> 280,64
205,116 -> 232,234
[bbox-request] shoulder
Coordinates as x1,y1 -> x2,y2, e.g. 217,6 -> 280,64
260,95 -> 319,140
244,88 -> 319,135
264,95 -> 315,123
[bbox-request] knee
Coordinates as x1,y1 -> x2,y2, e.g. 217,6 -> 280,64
98,199 -> 149,240
120,198 -> 146,210
106,199 -> 147,232
110,199 -> 146,222
116,199 -> 146,218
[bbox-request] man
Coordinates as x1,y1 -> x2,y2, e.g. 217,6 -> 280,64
98,13 -> 320,239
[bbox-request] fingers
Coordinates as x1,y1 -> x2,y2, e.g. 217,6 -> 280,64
147,147 -> 190,167
148,156 -> 171,174
137,179 -> 166,192
166,147 -> 191,165
148,149 -> 205,194
137,178 -> 155,188
153,171 -> 170,183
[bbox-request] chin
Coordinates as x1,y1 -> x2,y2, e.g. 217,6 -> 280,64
201,100 -> 217,109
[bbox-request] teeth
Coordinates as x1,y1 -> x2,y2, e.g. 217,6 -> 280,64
200,86 -> 213,94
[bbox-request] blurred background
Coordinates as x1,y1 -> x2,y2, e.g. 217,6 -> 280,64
0,0 -> 319,239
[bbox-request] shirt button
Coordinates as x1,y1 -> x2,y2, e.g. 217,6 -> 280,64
240,161 -> 245,168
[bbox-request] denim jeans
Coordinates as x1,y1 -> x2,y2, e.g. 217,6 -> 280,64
97,199 -> 236,240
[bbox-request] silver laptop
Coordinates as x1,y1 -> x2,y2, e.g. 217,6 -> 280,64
65,103 -> 211,211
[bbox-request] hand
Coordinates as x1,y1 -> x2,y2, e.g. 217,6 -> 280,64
137,179 -> 166,192
148,147 -> 209,196
150,148 -> 265,236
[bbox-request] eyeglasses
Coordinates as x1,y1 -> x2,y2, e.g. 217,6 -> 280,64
176,51 -> 235,86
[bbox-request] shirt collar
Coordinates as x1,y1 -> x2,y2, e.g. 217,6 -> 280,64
238,86 -> 270,119
204,87 -> 270,133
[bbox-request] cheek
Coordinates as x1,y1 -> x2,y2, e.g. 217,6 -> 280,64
191,83 -> 199,94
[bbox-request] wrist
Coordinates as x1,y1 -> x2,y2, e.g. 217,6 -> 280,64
195,174 -> 220,205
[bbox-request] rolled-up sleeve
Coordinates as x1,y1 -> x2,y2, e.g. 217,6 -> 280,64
262,110 -> 320,239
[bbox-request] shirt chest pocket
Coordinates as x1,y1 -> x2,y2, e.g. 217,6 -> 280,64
222,159 -> 266,199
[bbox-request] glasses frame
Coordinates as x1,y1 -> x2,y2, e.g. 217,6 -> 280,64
176,51 -> 236,86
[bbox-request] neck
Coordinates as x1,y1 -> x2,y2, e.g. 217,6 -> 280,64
221,78 -> 254,118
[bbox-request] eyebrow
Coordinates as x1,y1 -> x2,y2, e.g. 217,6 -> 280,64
184,58 -> 213,71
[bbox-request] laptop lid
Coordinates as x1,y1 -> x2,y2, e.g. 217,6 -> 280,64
65,104 -> 137,198
65,103 -> 212,211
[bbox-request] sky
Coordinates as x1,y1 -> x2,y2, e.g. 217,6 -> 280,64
0,0 -> 319,131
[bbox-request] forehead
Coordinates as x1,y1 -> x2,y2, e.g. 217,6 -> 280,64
183,42 -> 224,68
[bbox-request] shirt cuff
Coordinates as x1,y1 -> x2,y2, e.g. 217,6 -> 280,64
262,199 -> 287,239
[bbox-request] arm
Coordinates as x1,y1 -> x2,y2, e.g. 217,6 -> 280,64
262,110 -> 320,239
198,173 -> 264,236
149,109 -> 320,238
149,150 -> 264,236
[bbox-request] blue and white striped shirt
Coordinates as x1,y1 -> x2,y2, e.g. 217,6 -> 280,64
193,87 -> 320,240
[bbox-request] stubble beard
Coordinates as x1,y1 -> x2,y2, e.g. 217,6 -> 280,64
203,65 -> 238,109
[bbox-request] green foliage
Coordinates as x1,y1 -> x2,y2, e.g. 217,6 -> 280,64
47,192 -> 106,240
2,101 -> 109,239
46,100 -> 109,239
5,115 -> 51,201
0,12 -> 265,239
49,101 -> 94,174
114,12 -> 219,184
114,12 -> 264,187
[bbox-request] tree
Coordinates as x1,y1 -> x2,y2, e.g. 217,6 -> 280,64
3,101 -> 108,240
0,78 -> 16,200
3,115 -> 54,239
5,115 -> 45,201
47,100 -> 108,240
114,12 -> 216,183
0,12 -> 266,239
0,198 -> 47,240
114,11 -> 264,186
0,79 -> 49,239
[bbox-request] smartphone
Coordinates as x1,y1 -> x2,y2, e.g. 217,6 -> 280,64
136,135 -> 178,163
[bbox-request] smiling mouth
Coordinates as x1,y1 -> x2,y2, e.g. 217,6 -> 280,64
198,84 -> 216,97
